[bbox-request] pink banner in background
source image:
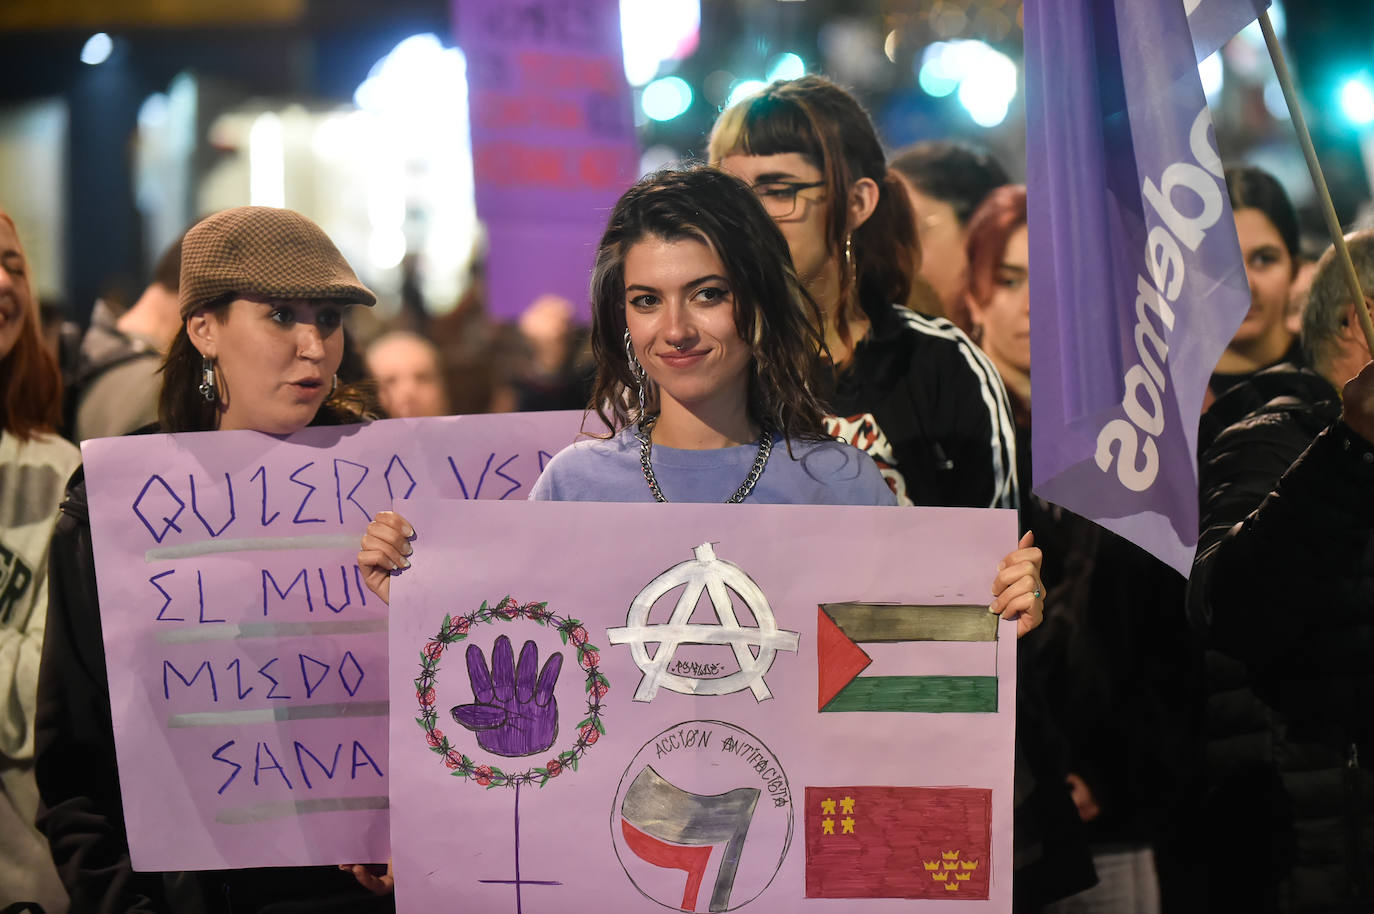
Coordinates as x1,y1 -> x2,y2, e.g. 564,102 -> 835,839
454,0 -> 640,321
80,412 -> 585,871
388,500 -> 1018,912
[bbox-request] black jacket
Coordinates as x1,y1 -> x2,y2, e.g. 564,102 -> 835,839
34,469 -> 392,914
1189,364 -> 1374,912
823,303 -> 1018,509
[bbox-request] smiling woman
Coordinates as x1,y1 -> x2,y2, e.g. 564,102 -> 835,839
0,209 -> 79,914
36,207 -> 398,913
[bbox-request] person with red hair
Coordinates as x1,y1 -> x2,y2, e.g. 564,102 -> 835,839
0,208 -> 79,914
964,186 -> 1199,910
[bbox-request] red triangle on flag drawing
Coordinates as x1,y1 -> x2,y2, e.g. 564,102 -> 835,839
817,606 -> 872,710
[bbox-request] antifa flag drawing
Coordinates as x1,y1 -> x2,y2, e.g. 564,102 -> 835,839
804,786 -> 992,899
619,766 -> 760,913
818,603 -> 998,713
1024,0 -> 1269,575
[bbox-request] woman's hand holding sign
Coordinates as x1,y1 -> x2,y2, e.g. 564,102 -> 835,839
358,510 -> 414,604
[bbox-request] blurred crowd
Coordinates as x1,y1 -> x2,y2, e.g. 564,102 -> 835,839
3,69 -> 1374,914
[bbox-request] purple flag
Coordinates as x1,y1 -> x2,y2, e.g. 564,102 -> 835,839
454,0 -> 639,320
1187,0 -> 1270,63
1025,0 -> 1258,575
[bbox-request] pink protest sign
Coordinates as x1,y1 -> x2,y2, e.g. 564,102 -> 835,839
80,412 -> 585,871
389,500 -> 1018,912
455,0 -> 639,320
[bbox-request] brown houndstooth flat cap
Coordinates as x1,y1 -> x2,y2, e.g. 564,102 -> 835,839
179,206 -> 375,318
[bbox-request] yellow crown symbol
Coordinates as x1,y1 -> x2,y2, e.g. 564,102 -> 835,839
942,850 -> 960,860
944,882 -> 960,892
961,860 -> 979,871
943,861 -> 960,870
955,872 -> 973,882
931,872 -> 948,882
923,861 -> 940,871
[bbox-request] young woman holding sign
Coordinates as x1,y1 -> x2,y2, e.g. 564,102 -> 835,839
35,206 -> 394,913
358,166 -> 1044,638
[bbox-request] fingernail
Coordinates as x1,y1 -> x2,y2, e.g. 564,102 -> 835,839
997,561 -> 1005,571
401,557 -> 410,568
988,602 -> 999,614
404,524 -> 416,538
403,543 -> 414,556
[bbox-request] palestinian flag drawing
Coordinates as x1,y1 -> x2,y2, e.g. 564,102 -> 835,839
817,602 -> 998,713
804,785 -> 992,899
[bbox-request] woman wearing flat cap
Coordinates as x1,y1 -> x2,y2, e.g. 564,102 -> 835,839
34,207 -> 394,913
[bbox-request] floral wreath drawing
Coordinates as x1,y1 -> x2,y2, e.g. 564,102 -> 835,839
415,596 -> 609,789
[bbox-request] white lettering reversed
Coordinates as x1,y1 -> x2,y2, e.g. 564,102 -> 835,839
1095,106 -> 1224,492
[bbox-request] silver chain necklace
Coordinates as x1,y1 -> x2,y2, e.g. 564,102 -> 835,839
635,416 -> 773,503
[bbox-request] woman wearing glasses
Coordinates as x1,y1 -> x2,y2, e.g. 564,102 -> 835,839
707,76 -> 1017,511
359,166 -> 1044,639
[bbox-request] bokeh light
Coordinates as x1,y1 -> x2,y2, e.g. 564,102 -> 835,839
1199,51 -> 1223,102
919,40 -> 1018,127
81,33 -> 113,66
1339,75 -> 1374,127
766,52 -> 805,83
727,79 -> 767,108
642,76 -> 694,121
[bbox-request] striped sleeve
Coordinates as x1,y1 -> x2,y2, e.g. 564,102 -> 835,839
893,307 -> 1020,510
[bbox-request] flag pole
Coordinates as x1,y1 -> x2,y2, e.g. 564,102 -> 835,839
1257,10 -> 1374,351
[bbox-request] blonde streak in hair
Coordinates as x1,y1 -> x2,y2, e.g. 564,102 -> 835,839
707,101 -> 749,163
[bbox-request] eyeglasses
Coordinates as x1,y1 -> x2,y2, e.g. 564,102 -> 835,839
751,180 -> 826,219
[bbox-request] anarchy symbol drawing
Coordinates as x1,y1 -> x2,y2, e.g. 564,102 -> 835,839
607,542 -> 799,702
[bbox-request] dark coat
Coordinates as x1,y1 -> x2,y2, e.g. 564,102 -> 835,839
1189,364 -> 1374,912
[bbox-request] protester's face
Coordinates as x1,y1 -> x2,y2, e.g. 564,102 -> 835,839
0,219 -> 31,363
367,336 -> 448,418
716,152 -> 833,294
970,225 -> 1031,377
623,235 -> 751,418
1232,207 -> 1295,348
901,180 -> 968,315
191,298 -> 347,434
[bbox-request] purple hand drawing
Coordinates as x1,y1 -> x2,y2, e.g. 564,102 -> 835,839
452,635 -> 563,757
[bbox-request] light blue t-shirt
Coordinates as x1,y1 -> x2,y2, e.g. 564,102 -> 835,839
530,426 -> 897,506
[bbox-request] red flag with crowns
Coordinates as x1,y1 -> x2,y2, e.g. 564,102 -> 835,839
804,785 -> 992,899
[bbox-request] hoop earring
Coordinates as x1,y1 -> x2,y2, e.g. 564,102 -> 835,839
329,374 -> 339,397
199,356 -> 217,403
624,328 -> 648,419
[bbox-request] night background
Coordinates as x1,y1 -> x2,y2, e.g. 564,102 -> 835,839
0,0 -> 1371,324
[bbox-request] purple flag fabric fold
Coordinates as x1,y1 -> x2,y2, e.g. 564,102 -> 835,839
1025,0 -> 1255,575
1187,0 -> 1270,63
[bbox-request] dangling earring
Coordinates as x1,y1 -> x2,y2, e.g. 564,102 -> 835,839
329,374 -> 339,397
199,356 -> 217,403
844,233 -> 854,271
624,328 -> 648,419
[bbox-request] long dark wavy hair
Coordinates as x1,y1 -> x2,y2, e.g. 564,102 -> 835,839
707,75 -> 917,346
0,213 -> 62,440
158,299 -> 375,433
588,165 -> 830,443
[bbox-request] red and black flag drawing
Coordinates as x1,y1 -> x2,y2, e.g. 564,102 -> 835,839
804,785 -> 992,899
619,766 -> 760,913
818,602 -> 998,713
